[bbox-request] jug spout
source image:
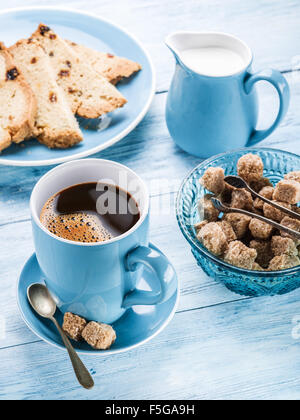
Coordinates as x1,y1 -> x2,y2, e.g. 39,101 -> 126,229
165,32 -> 183,63
166,31 -> 253,76
165,31 -> 207,71
166,31 -> 206,63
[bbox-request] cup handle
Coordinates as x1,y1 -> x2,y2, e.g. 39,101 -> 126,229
122,246 -> 177,308
244,68 -> 290,146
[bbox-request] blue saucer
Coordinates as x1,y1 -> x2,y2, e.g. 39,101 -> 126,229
17,244 -> 179,355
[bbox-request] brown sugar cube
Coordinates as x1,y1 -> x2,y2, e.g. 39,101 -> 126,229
291,205 -> 300,215
253,186 -> 274,210
62,312 -> 87,341
197,222 -> 228,256
223,213 -> 251,239
198,194 -> 219,222
253,198 -> 264,211
281,216 -> 300,232
249,239 -> 273,268
237,153 -> 264,183
250,177 -> 273,193
249,218 -> 273,240
280,216 -> 300,245
273,179 -> 300,205
223,240 -> 257,269
251,207 -> 264,217
263,200 -> 291,222
271,235 -> 298,257
284,171 -> 300,184
252,262 -> 264,271
199,167 -> 225,194
230,188 -> 253,211
219,182 -> 236,204
194,220 -> 208,232
82,321 -> 116,350
217,220 -> 237,242
268,255 -> 300,271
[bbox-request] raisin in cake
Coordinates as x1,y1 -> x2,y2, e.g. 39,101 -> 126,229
0,43 -> 36,151
31,24 -> 127,119
9,39 -> 83,149
66,40 -> 141,85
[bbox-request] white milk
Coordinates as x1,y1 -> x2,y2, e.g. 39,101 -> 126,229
181,47 -> 246,77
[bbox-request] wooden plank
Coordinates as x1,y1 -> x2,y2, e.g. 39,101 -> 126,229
1,0 -> 300,91
0,211 -> 244,350
0,0 -> 300,400
0,70 -> 299,350
0,70 -> 299,226
0,89 -> 199,226
1,292 -> 300,400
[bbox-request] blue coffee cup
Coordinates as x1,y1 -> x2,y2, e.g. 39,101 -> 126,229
30,159 -> 177,324
165,32 -> 290,158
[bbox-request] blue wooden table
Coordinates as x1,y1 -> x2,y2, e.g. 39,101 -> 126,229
1,0 -> 300,400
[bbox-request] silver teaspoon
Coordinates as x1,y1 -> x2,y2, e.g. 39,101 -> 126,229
211,197 -> 300,241
224,175 -> 300,221
27,283 -> 94,390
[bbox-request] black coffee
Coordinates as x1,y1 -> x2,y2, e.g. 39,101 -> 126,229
40,182 -> 140,243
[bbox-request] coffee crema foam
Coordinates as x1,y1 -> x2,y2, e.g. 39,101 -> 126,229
40,196 -> 112,243
40,182 -> 140,243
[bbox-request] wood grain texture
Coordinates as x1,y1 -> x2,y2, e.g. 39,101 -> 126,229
0,211 -> 246,350
2,0 -> 300,92
1,293 -> 300,400
0,0 -> 300,400
0,71 -> 300,225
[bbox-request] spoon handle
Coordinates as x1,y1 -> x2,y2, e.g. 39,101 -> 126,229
51,317 -> 94,390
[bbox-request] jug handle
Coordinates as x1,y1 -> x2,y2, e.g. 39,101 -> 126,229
244,69 -> 290,146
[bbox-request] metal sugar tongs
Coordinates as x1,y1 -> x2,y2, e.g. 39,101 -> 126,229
211,175 -> 300,241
